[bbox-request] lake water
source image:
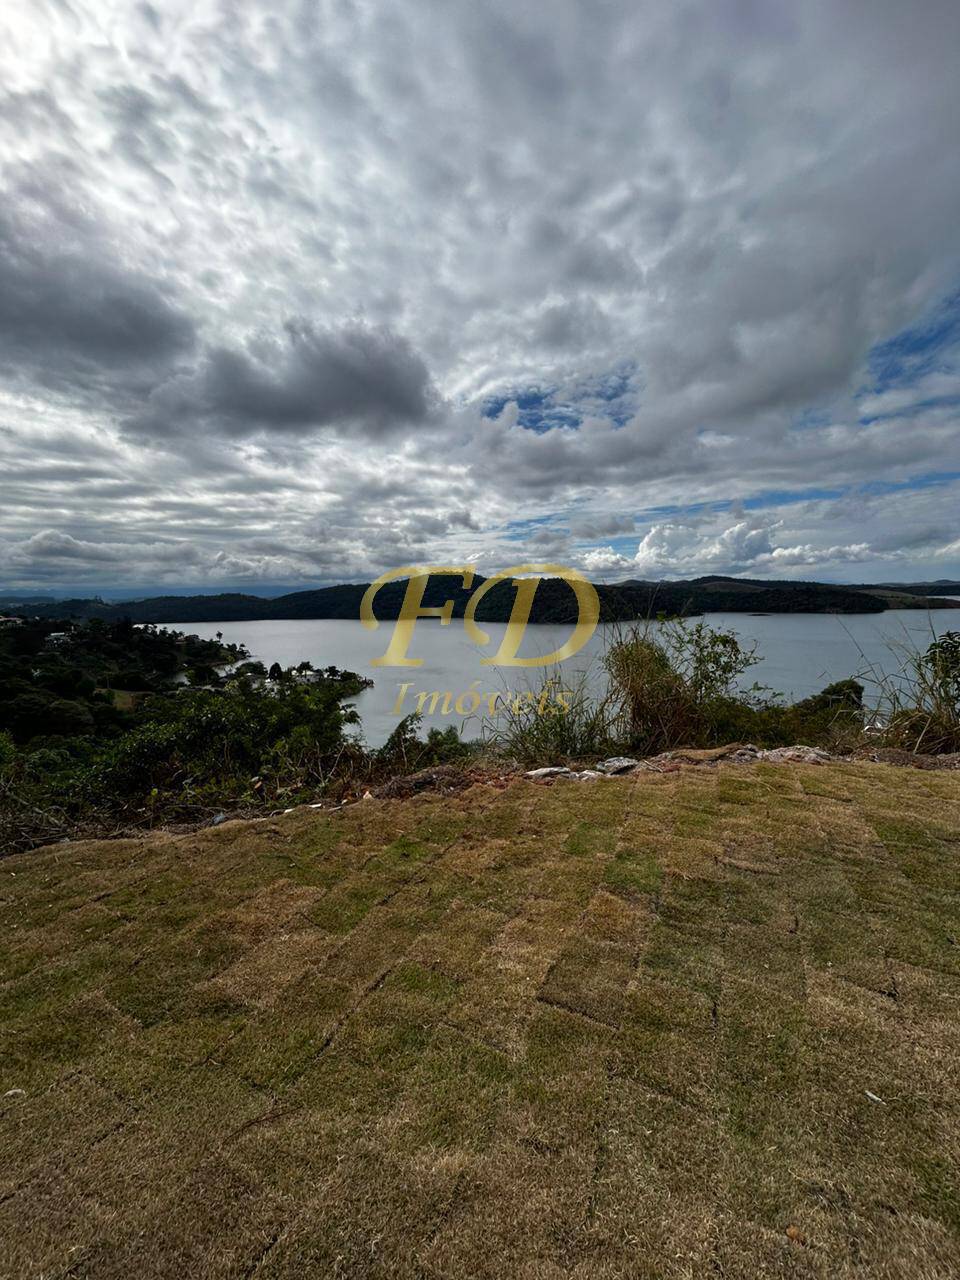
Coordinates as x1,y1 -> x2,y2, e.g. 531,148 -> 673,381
170,606 -> 960,747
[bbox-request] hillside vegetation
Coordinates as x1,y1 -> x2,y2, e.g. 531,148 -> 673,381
0,619 -> 381,853
2,763 -> 959,1278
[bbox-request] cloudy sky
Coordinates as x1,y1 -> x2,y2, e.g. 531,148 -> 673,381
2,0 -> 959,595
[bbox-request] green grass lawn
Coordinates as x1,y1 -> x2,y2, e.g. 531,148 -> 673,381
2,763 -> 960,1278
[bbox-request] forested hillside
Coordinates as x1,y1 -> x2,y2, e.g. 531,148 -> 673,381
10,574 -> 960,625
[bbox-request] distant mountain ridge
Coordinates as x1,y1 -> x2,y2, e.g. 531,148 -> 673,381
6,575 -> 960,624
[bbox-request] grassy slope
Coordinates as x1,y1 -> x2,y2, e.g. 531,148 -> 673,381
2,764 -> 960,1279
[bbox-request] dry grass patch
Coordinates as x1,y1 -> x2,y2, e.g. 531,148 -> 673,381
1,763 -> 960,1277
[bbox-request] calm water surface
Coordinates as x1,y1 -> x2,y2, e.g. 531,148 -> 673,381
170,607 -> 960,747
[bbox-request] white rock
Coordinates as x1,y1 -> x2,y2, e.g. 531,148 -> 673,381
759,746 -> 833,765
525,766 -> 575,779
576,770 -> 606,781
596,757 -> 640,774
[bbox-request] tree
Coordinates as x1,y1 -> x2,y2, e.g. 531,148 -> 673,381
187,664 -> 219,686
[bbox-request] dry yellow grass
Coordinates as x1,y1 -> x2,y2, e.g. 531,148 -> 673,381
2,762 -> 960,1278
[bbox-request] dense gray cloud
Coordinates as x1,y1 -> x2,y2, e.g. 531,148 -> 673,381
1,0 -> 959,591
0,202 -> 195,382
132,321 -> 436,441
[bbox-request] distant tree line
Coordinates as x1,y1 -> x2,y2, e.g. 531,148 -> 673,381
12,572 -> 960,627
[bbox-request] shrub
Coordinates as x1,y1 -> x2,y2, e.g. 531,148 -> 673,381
81,670 -> 363,812
605,620 -> 761,754
879,631 -> 960,754
692,678 -> 863,751
481,670 -> 615,765
377,714 -> 473,772
5,693 -> 96,742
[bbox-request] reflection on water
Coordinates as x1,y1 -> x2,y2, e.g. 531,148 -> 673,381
168,608 -> 960,747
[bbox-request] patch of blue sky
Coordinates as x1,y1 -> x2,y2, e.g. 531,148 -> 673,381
626,494 -> 783,521
864,287 -> 960,393
481,363 -> 640,433
622,474 -> 958,527
481,386 -> 576,433
857,471 -> 960,497
713,475 -> 956,511
566,364 -> 638,426
502,514 -> 563,541
740,486 -> 846,509
577,533 -> 639,555
859,392 -> 960,426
